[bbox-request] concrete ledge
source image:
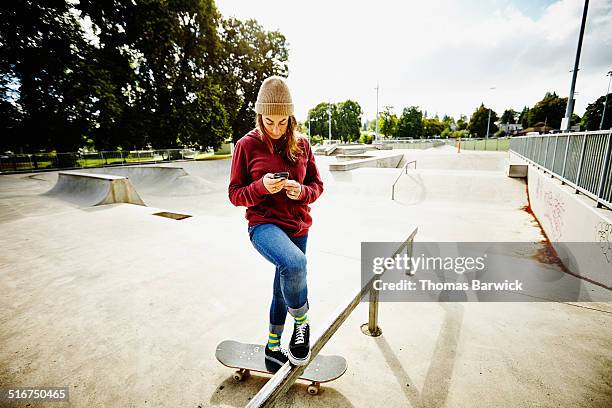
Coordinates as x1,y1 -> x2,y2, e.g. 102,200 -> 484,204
314,145 -> 338,156
335,147 -> 366,155
44,171 -> 146,207
314,144 -> 383,156
334,154 -> 373,162
329,153 -> 404,171
507,163 -> 528,178
372,142 -> 393,150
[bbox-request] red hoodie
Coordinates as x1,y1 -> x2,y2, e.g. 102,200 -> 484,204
228,128 -> 324,237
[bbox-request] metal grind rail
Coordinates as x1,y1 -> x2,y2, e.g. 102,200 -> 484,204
391,160 -> 417,200
245,227 -> 418,408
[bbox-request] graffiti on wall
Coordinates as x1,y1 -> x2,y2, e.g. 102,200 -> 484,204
596,222 -> 612,263
534,175 -> 566,241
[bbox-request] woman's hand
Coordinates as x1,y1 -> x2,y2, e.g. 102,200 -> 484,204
284,180 -> 302,200
262,173 -> 287,194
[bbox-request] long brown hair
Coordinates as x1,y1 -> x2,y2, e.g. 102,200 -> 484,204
256,114 -> 305,164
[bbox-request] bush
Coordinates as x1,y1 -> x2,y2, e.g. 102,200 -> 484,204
359,133 -> 373,144
450,130 -> 468,138
494,129 -> 507,138
311,135 -> 324,145
441,128 -> 452,139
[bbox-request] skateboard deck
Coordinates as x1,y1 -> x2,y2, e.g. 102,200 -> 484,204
215,340 -> 347,394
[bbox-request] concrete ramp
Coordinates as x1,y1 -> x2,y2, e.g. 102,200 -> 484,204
329,153 -> 404,171
85,165 -> 221,196
44,171 -> 145,206
392,168 -> 526,208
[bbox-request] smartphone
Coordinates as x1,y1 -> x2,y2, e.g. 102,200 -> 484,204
273,172 -> 289,180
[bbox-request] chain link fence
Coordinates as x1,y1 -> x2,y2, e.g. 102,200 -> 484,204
0,149 -> 203,174
380,137 -> 511,151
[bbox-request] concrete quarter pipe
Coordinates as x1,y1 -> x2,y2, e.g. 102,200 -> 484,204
44,171 -> 146,207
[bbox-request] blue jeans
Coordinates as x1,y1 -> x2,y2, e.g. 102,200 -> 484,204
249,223 -> 309,337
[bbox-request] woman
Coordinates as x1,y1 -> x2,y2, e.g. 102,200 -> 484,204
228,76 -> 324,367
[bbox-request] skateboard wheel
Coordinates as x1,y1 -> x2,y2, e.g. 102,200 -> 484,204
307,384 -> 319,395
233,369 -> 248,381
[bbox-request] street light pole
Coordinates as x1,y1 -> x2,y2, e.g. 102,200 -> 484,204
563,0 -> 589,131
328,102 -> 332,143
600,70 -> 612,130
375,83 -> 379,142
486,87 -> 496,138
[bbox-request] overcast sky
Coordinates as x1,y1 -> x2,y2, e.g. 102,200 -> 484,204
215,0 -> 612,122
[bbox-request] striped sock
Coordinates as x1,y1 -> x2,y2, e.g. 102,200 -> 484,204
267,332 -> 281,350
294,313 -> 308,326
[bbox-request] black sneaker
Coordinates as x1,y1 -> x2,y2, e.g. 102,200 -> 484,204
264,346 -> 289,372
288,322 -> 310,366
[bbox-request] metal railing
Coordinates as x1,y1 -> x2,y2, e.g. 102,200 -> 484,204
381,137 -> 510,151
391,160 -> 417,200
0,148 -> 205,174
510,130 -> 612,210
245,227 -> 418,407
380,139 -> 446,149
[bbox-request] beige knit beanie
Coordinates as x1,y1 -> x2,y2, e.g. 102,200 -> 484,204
255,76 -> 294,116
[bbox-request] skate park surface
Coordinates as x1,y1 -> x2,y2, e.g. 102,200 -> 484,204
1,145 -> 611,407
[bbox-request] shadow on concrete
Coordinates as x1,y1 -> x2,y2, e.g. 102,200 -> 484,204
392,173 -> 427,206
374,335 -> 421,405
209,374 -> 354,408
375,303 -> 464,408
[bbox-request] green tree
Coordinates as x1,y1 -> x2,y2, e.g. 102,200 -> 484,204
2,1 -> 299,154
580,93 -> 612,130
456,114 -> 468,131
1,0 -> 94,152
528,92 -> 567,129
1,0 -> 234,152
307,102 -> 336,139
396,106 -> 423,138
218,18 -> 289,143
379,105 -> 398,137
422,117 -> 445,138
441,114 -> 455,130
518,106 -> 530,129
500,109 -> 518,124
468,104 -> 499,138
336,100 -> 362,142
127,0 -> 229,149
75,0 -> 138,150
367,118 -> 382,132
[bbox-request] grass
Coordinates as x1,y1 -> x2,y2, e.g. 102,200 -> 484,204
0,154 -> 216,172
76,157 -> 164,166
195,152 -> 232,160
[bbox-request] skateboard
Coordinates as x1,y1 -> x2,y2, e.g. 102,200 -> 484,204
215,340 -> 347,395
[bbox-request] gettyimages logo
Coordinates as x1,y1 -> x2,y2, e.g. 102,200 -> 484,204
372,253 -> 487,275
